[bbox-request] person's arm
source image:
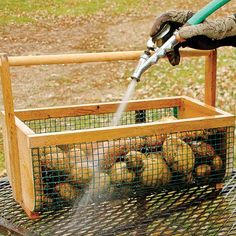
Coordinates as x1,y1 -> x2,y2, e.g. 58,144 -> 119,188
150,10 -> 236,66
178,14 -> 236,40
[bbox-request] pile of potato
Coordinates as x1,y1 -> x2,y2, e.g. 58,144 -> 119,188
37,117 -> 225,206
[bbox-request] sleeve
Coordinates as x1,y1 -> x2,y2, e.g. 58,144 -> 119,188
178,15 -> 236,40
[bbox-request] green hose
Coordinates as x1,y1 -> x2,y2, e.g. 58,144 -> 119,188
187,0 -> 231,25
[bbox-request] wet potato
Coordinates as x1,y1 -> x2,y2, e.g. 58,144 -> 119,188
191,142 -> 215,157
110,162 -> 135,184
141,154 -> 171,187
125,151 -> 146,170
93,138 -> 145,170
41,152 -> 70,173
89,171 -> 111,194
212,155 -> 223,171
40,147 -> 86,173
163,136 -> 195,174
195,164 -> 211,178
55,182 -> 79,201
69,161 -> 93,185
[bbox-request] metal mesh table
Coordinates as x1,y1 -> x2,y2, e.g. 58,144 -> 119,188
0,172 -> 236,236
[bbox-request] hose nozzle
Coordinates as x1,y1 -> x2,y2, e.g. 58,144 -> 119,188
131,50 -> 151,82
131,34 -> 178,81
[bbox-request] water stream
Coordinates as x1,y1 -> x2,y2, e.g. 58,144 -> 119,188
75,79 -> 137,206
67,79 -> 137,229
111,79 -> 137,126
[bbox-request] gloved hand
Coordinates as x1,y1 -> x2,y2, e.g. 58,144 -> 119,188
150,10 -> 236,66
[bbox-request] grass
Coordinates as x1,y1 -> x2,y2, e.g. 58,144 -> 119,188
0,0 -> 234,25
0,0 -> 106,25
0,0 -> 151,25
136,57 -> 205,95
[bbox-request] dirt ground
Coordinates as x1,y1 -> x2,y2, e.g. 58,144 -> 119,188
0,2 -> 235,110
0,14 -> 155,110
0,2 -> 235,173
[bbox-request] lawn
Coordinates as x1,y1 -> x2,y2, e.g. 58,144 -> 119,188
0,0 -> 157,25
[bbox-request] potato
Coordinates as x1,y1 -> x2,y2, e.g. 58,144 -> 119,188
58,144 -> 88,156
55,182 -> 79,201
69,161 -> 93,184
58,143 -> 99,156
195,164 -> 211,178
144,134 -> 167,148
57,144 -> 79,152
89,171 -> 111,194
70,148 -> 86,157
125,151 -> 146,170
141,154 -> 171,186
66,148 -> 87,167
55,144 -> 71,152
80,143 -> 97,155
128,138 -> 145,151
176,130 -> 209,140
163,136 -> 195,173
110,162 -> 135,184
41,146 -> 88,175
191,142 -> 215,156
147,152 -> 163,159
42,196 -> 53,205
36,146 -> 59,156
92,138 -> 145,170
91,144 -> 117,170
41,152 -> 70,172
212,155 -> 223,171
35,195 -> 53,207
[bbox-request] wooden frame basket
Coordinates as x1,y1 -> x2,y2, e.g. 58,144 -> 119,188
0,49 -> 234,219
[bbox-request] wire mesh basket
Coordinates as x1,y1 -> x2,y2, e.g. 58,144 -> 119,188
0,50 -> 234,219
1,96 -> 234,216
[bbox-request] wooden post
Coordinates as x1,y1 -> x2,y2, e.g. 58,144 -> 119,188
205,49 -> 217,107
0,54 -> 22,202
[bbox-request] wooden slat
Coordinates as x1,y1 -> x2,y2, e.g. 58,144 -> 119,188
16,122 -> 35,212
0,116 -> 35,210
205,50 -> 217,107
182,96 -> 233,116
180,96 -> 223,118
15,97 -> 182,121
8,49 -> 211,67
14,117 -> 36,213
15,115 -> 35,135
28,115 -> 235,148
0,54 -> 22,202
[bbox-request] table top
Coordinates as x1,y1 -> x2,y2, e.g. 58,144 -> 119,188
0,172 -> 236,236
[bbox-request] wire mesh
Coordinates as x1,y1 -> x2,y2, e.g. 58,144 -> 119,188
0,172 -> 236,235
24,107 -> 177,133
25,106 -> 235,212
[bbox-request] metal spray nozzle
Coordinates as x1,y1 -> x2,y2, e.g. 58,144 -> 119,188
131,23 -> 176,82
